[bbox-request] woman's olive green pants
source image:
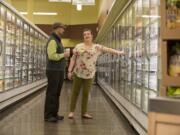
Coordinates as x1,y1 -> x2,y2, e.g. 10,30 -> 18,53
70,74 -> 93,115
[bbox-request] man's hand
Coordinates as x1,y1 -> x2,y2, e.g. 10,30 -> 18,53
64,52 -> 70,58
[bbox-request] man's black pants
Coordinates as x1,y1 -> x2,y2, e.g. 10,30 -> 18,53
44,70 -> 64,119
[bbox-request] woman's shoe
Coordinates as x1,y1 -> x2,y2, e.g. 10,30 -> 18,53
68,112 -> 74,119
82,114 -> 93,119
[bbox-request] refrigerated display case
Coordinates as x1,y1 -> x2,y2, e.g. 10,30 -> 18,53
0,1 -> 48,110
96,0 -> 160,134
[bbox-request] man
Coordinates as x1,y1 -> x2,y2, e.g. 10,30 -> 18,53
44,22 -> 70,122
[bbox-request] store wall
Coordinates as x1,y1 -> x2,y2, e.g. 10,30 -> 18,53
5,0 -> 12,5
4,0 -> 12,5
36,23 -> 97,47
36,23 -> 98,40
62,38 -> 81,48
9,0 -> 26,13
10,0 -> 100,25
69,3 -> 99,25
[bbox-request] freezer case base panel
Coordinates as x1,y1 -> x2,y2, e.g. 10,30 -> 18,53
0,78 -> 47,111
98,80 -> 147,135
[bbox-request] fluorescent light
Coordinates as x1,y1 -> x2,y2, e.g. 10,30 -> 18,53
72,0 -> 95,5
141,15 -> 160,18
33,12 -> 58,15
76,4 -> 82,11
49,0 -> 95,5
20,12 -> 28,15
49,0 -> 71,2
20,12 -> 58,16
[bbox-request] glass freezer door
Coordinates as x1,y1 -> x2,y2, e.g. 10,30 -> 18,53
37,34 -> 41,80
22,23 -> 29,85
28,28 -> 34,83
4,10 -> 16,90
14,18 -> 22,87
0,5 -> 5,91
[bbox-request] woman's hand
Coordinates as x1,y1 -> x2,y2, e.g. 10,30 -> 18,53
67,72 -> 73,80
116,50 -> 125,56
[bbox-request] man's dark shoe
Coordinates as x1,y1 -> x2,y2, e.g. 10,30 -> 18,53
45,117 -> 58,122
56,115 -> 64,120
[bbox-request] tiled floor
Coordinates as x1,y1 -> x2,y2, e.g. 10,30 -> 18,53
0,81 -> 138,135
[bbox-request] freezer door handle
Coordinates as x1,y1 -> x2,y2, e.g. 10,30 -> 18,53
0,41 -> 2,56
144,42 -> 150,61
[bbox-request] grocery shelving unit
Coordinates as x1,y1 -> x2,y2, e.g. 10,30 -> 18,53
0,1 -> 48,110
161,0 -> 180,40
160,0 -> 180,96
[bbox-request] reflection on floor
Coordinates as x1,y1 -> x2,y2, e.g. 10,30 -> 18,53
0,81 -> 138,135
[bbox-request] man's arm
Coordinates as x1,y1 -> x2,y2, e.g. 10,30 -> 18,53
47,40 -> 64,61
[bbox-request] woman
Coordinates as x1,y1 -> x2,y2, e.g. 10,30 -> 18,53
67,28 -> 124,119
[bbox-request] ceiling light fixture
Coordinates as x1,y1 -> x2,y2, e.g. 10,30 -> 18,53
141,15 -> 160,18
33,12 -> 58,15
72,0 -> 95,5
76,4 -> 82,11
20,12 -> 28,15
20,12 -> 58,16
49,0 -> 95,5
49,0 -> 95,11
48,0 -> 71,2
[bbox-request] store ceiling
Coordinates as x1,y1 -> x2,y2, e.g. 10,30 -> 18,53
9,0 -> 101,25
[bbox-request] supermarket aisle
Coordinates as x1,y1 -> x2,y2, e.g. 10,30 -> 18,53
0,81 -> 138,135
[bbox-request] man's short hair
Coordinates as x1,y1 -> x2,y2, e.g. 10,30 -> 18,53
52,22 -> 66,30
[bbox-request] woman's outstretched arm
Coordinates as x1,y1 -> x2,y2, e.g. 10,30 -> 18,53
97,45 -> 125,55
